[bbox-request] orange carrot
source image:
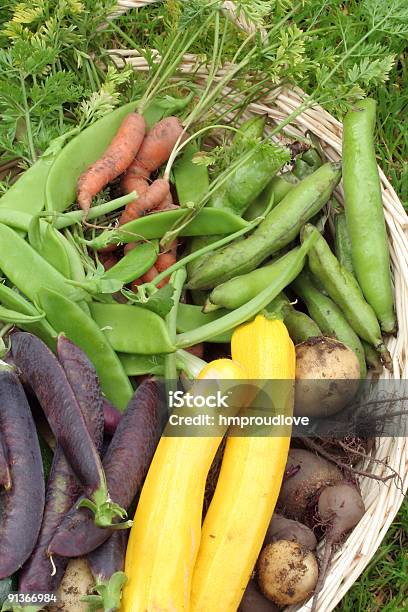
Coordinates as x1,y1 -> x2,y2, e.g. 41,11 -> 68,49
155,191 -> 178,211
99,252 -> 119,271
136,117 -> 184,173
119,178 -> 170,225
77,113 -> 146,215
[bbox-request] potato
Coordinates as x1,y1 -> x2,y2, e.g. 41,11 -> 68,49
295,337 -> 360,417
257,540 -> 318,606
51,558 -> 95,612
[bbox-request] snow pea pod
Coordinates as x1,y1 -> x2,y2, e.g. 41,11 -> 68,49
46,98 -> 189,213
205,243 -> 313,311
89,302 -> 176,355
188,162 -> 341,290
119,353 -> 165,376
0,306 -> 45,324
0,156 -> 54,215
174,143 -> 209,208
28,216 -> 71,278
101,240 -> 158,284
303,224 -> 389,365
292,269 -> 366,378
0,224 -> 87,305
343,98 -> 395,334
83,208 -> 249,250
38,289 -> 133,410
334,212 -> 354,274
177,303 -> 232,342
0,283 -> 57,349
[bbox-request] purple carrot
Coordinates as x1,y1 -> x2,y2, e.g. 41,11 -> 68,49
48,378 -> 163,557
0,434 -> 11,490
0,363 -> 45,579
82,532 -> 128,611
11,331 -> 125,528
103,399 -> 122,436
19,336 -> 105,594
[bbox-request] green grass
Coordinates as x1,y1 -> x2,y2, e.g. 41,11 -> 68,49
336,500 -> 408,611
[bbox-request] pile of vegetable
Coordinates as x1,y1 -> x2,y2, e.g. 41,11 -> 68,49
0,3 -> 400,611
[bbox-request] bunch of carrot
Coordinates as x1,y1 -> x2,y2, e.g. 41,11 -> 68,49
78,113 -> 185,287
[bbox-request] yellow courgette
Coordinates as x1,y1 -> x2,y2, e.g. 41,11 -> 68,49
190,315 -> 295,611
121,358 -> 247,612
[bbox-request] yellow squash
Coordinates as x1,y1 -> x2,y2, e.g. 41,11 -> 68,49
121,358 -> 247,612
190,315 -> 295,612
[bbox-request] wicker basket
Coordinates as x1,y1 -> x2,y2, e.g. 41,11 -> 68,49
111,2 -> 408,610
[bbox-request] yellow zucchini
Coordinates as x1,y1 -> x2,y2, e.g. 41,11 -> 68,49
121,358 -> 247,612
190,315 -> 295,611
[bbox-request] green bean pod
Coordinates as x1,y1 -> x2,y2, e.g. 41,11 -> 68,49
205,243 -> 312,311
208,142 -> 290,216
334,212 -> 354,274
284,306 -> 322,344
292,270 -> 366,378
39,289 -> 133,410
174,143 -> 210,208
233,116 -> 266,145
89,302 -> 176,355
362,340 -> 383,374
188,162 -> 341,290
303,224 -> 389,364
0,224 -> 87,305
342,98 -> 395,333
244,174 -> 296,221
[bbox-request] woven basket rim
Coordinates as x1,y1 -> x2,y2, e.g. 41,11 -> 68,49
112,3 -> 408,611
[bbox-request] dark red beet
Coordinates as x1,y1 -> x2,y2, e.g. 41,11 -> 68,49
0,365 -> 45,578
48,378 -> 163,557
0,435 -> 11,490
311,482 -> 365,612
83,532 -> 128,611
103,399 -> 122,436
19,337 -> 105,593
11,332 -> 121,527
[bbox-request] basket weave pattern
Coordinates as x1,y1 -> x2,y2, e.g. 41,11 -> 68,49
111,2 -> 408,610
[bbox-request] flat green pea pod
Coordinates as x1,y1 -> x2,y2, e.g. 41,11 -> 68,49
73,241 -> 158,295
46,97 -> 190,213
177,303 -> 232,342
0,224 -> 87,305
0,283 -> 57,349
204,239 -> 315,311
303,223 -> 390,367
334,212 -> 354,274
39,289 -> 133,410
174,143 -> 209,208
343,98 -> 396,334
188,162 -> 341,290
84,208 -> 249,250
0,156 -> 54,215
89,302 -> 175,355
292,270 -> 367,378
119,353 -> 165,376
208,141 -> 290,216
284,305 -> 322,344
28,216 -> 72,278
